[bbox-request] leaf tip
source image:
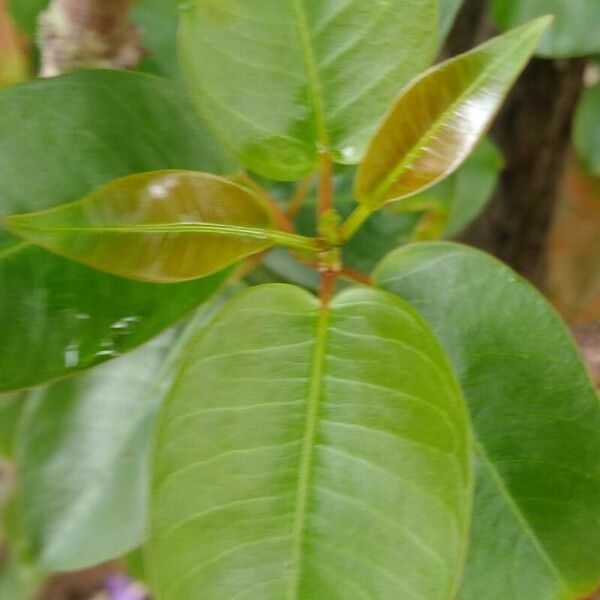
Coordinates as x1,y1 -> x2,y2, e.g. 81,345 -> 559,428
517,14 -> 555,44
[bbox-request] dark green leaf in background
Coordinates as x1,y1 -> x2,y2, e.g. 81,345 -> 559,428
0,70 -> 234,391
178,0 -> 437,180
133,0 -> 181,80
574,83 -> 600,177
14,289 -> 240,574
16,332 -> 176,572
6,0 -> 48,36
374,242 -> 600,600
149,284 -> 471,600
0,392 -> 26,458
491,0 -> 600,58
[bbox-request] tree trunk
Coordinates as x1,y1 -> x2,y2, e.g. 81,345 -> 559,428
460,57 -> 587,288
445,0 -> 587,289
38,0 -> 144,77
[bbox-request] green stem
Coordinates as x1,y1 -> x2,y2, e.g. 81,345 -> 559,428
338,203 -> 374,242
267,230 -> 320,254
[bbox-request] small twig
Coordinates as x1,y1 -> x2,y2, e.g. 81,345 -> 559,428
287,175 -> 315,220
319,270 -> 337,306
236,173 -> 296,234
317,154 -> 333,218
339,267 -> 371,286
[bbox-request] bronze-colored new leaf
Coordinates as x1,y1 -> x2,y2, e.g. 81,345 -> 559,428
356,16 -> 552,207
5,171 -> 285,283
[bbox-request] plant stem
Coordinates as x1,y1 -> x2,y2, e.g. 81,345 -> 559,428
267,230 -> 320,254
317,154 -> 333,217
338,203 -> 373,242
339,267 -> 371,286
316,153 -> 340,304
287,175 -> 315,220
319,270 -> 336,305
236,173 -> 296,234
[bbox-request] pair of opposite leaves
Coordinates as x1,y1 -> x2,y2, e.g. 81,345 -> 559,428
5,17 -> 552,284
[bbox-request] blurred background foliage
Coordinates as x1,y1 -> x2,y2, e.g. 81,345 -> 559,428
0,0 -> 598,598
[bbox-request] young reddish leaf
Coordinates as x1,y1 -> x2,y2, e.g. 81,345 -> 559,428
356,16 -> 552,207
5,171 -> 302,283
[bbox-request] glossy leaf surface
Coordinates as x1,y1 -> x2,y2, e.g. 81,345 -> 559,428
17,331 -> 176,572
374,242 -> 600,600
0,70 -> 234,391
7,171 -> 278,283
574,83 -> 600,177
149,285 -> 471,599
404,137 -> 503,239
356,17 -> 550,207
178,0 -> 437,180
492,0 -> 600,58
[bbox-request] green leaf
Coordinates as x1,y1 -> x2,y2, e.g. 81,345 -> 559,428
0,553 -> 33,599
5,171 -> 309,283
7,0 -> 48,36
0,392 -> 26,458
374,242 -> 600,600
14,289 -> 243,573
178,0 -> 437,180
491,0 -> 600,58
16,330 -> 176,572
441,138 -> 503,237
574,83 -> 600,177
402,138 -> 503,239
0,70 -> 235,391
133,0 -> 181,79
149,284 -> 471,599
356,17 -> 551,207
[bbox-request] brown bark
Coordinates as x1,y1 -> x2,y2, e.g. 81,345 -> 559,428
38,0 -> 144,77
445,0 -> 588,289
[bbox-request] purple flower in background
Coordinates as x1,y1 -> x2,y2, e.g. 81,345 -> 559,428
104,574 -> 149,600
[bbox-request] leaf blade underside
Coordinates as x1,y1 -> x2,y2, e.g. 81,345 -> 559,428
374,242 -> 600,600
149,284 -> 471,599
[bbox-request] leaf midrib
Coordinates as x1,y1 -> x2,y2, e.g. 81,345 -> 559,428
291,0 -> 330,150
8,221 -> 319,252
365,29 -> 534,206
286,303 -> 330,599
473,438 -> 573,596
0,240 -> 29,260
